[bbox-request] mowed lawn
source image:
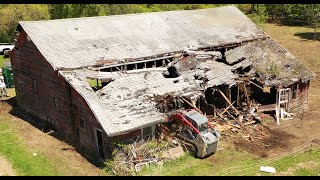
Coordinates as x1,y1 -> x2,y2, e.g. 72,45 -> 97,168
0,121 -> 61,176
0,55 -> 9,68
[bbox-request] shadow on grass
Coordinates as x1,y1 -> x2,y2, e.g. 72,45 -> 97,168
294,32 -> 320,41
4,97 -> 104,168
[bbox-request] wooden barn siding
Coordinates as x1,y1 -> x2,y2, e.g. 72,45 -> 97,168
69,87 -> 113,156
11,30 -> 75,142
11,29 -> 115,158
288,81 -> 309,113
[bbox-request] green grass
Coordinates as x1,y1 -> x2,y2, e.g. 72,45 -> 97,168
0,55 -> 9,68
87,79 -> 102,88
138,141 -> 260,176
0,120 -> 62,176
139,145 -> 320,176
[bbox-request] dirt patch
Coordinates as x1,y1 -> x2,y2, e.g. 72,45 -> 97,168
227,24 -> 320,159
0,156 -> 16,176
234,125 -> 296,158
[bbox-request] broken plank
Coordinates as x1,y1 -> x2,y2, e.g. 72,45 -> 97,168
218,90 -> 239,115
237,85 -> 240,107
220,101 -> 236,115
251,136 -> 263,140
242,120 -> 256,126
181,97 -> 202,114
249,80 -> 271,93
228,123 -> 241,129
217,111 -> 225,120
243,83 -> 250,107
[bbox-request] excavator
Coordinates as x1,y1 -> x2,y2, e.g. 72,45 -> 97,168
166,109 -> 220,158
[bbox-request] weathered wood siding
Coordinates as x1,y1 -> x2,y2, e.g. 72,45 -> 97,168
10,29 -> 113,159
288,81 -> 310,114
11,30 -> 74,142
69,87 -> 113,157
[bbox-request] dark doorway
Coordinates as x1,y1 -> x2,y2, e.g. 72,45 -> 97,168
96,129 -> 105,159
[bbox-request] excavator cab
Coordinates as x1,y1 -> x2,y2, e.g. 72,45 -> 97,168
167,109 -> 220,158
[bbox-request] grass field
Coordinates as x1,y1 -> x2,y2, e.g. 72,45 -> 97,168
0,119 -> 62,176
138,140 -> 320,176
0,55 -> 9,68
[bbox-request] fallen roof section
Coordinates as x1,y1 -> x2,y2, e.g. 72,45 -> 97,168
225,39 -> 316,86
59,70 -> 202,136
20,6 -> 267,70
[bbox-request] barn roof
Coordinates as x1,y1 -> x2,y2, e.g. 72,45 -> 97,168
225,39 -> 315,86
17,6 -> 315,137
19,5 -> 267,70
59,70 -> 202,136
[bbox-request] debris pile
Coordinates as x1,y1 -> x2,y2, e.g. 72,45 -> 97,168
105,139 -> 172,175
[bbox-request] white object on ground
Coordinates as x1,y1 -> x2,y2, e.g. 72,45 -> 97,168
260,166 -> 276,173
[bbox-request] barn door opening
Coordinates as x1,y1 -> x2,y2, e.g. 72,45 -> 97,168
95,129 -> 105,159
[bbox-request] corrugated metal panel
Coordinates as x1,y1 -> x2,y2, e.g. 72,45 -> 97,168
20,6 -> 267,70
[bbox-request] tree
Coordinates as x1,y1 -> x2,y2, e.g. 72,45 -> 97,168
48,4 -> 73,19
305,4 -> 320,41
0,4 -> 50,42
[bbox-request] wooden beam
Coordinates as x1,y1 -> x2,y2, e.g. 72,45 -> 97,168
249,80 -> 271,93
220,101 -> 236,115
217,112 -> 225,119
181,97 -> 202,114
237,85 -> 240,107
218,89 -> 239,115
243,84 -> 250,106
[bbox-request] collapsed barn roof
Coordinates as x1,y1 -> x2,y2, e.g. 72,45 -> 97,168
59,70 -> 202,136
225,39 -> 315,86
19,6 -> 267,70
18,6 -> 315,136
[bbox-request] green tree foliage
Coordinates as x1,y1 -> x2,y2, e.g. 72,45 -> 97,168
48,4 -> 218,18
304,4 -> 320,41
246,4 -> 268,24
0,4 -> 318,43
0,4 -> 50,42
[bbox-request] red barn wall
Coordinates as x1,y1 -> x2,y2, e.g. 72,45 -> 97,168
10,29 -> 113,159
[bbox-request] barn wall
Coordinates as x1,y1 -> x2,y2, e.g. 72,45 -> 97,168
11,30 -> 75,142
69,87 -> 113,158
288,81 -> 310,114
10,29 -> 113,159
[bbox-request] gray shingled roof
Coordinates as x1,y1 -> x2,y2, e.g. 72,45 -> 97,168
19,6 -> 267,70
225,39 -> 315,86
59,70 -> 202,136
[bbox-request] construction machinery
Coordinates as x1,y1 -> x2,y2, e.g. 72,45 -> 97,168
166,109 -> 220,158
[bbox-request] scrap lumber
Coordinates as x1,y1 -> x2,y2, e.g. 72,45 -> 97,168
242,120 -> 256,126
217,112 -> 225,119
181,97 -> 202,114
243,84 -> 250,108
248,80 -> 270,93
228,123 -> 241,129
237,85 -> 240,107
220,101 -> 236,115
218,90 -> 239,115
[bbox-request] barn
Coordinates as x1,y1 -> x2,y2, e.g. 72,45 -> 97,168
10,6 -> 315,160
